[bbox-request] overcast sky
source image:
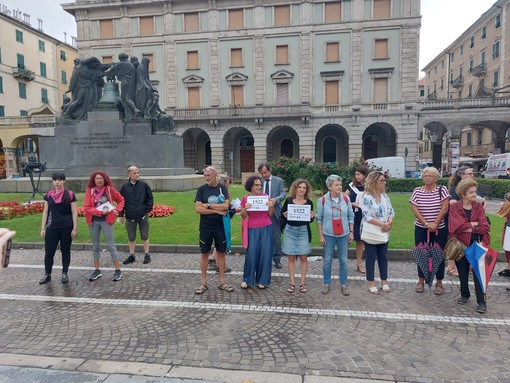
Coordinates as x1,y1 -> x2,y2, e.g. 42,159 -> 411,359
0,0 -> 498,75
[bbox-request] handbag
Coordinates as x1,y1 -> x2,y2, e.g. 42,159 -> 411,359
444,237 -> 466,261
361,222 -> 388,245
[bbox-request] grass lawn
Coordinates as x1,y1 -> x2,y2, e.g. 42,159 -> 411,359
0,186 -> 504,249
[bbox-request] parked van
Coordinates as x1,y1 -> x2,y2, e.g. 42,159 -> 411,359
482,153 -> 510,179
365,156 -> 405,179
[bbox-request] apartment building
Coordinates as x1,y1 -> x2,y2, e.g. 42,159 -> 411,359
64,0 -> 421,177
0,5 -> 77,177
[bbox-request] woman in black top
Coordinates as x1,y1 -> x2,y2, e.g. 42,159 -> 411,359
39,172 -> 78,284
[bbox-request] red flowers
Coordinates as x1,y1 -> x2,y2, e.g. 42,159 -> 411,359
148,205 -> 174,217
0,201 -> 44,220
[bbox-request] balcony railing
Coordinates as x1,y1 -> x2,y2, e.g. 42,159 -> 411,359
470,63 -> 487,77
0,115 -> 56,126
451,76 -> 464,88
12,67 -> 35,81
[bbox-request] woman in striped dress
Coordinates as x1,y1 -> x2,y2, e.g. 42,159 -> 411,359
409,167 -> 450,295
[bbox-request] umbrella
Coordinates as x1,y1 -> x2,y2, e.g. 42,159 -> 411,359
411,233 -> 445,288
217,191 -> 231,253
464,241 -> 498,296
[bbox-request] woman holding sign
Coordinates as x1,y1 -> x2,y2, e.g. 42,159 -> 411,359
281,179 -> 315,293
83,170 -> 125,282
316,175 -> 354,296
240,175 -> 275,289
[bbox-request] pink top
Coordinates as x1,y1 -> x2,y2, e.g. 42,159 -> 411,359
241,194 -> 272,228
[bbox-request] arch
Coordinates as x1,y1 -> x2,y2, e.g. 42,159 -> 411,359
181,128 -> 210,172
362,123 -> 397,159
266,125 -> 299,161
315,124 -> 348,165
223,127 -> 254,178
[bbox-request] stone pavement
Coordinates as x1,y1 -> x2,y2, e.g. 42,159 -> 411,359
0,248 -> 509,383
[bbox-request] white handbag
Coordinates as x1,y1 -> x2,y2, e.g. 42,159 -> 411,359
503,226 -> 510,251
361,222 -> 388,245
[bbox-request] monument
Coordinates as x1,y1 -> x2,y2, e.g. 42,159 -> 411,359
39,54 -> 193,182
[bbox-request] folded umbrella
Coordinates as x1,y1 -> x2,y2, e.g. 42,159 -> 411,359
411,232 -> 444,289
217,192 -> 231,253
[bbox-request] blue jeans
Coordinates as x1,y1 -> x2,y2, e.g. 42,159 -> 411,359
323,234 -> 349,286
89,219 -> 120,262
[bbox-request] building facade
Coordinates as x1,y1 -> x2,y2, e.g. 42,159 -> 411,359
0,5 -> 77,177
63,0 -> 421,178
421,0 -> 510,173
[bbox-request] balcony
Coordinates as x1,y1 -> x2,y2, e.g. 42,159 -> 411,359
451,76 -> 464,89
12,67 -> 35,81
172,104 -> 311,121
470,63 -> 487,77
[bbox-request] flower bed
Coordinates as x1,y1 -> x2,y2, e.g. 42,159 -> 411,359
0,201 -> 45,220
77,205 -> 174,218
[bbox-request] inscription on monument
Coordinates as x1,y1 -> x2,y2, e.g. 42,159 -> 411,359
71,132 -> 131,150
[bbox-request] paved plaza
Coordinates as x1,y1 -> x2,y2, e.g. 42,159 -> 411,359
0,245 -> 509,383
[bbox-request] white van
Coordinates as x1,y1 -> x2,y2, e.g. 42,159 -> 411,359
483,153 -> 510,179
365,156 -> 405,179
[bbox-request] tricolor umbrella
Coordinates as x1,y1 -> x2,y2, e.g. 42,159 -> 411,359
464,241 -> 498,296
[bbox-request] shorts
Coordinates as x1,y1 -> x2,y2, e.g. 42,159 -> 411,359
199,229 -> 226,254
125,216 -> 150,241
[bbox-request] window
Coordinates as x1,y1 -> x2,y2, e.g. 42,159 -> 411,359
477,130 -> 483,145
230,48 -> 243,67
40,62 -> 47,78
325,2 -> 341,23
481,25 -> 486,39
470,35 -> 474,48
460,44 -> 464,55
441,60 -> 444,69
61,70 -> 67,84
325,42 -> 340,62
450,51 -> 454,63
420,89 -> 425,97
495,13 -> 501,28
60,50 -> 67,61
184,12 -> 199,32
373,0 -> 390,19
325,80 -> 339,105
20,110 -> 28,117
323,137 -> 337,162
468,84 -> 472,97
276,83 -> 289,105
274,5 -> 290,26
187,51 -> 199,70
440,78 -> 444,89
467,132 -> 472,146
140,16 -> 154,35
142,54 -> 155,72
0,106 -> 4,117
374,39 -> 388,59
17,54 -> 25,68
18,83 -> 27,99
228,9 -> 244,29
434,66 -> 437,74
449,73 -> 453,84
38,40 -> 45,52
493,71 -> 499,87
15,29 -> 23,43
187,87 -> 200,108
0,76 -> 2,93
231,85 -> 244,106
100,19 -> 114,38
102,56 -> 113,64
41,88 -> 48,103
492,41 -> 500,59
276,45 -> 289,65
469,59 -> 474,72
374,78 -> 388,103
481,50 -> 486,64
459,66 -> 463,77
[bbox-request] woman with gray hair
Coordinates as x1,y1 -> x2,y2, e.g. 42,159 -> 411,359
410,166 -> 450,294
316,175 -> 354,296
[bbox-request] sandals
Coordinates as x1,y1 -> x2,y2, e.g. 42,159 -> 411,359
447,267 -> 459,277
381,284 -> 391,293
415,282 -> 425,293
195,284 -> 208,295
287,284 -> 295,293
257,284 -> 266,289
357,264 -> 366,274
218,283 -> 234,292
241,282 -> 248,290
299,284 -> 307,293
369,286 -> 380,295
434,284 -> 444,295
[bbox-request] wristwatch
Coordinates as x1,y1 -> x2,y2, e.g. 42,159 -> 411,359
207,203 -> 211,209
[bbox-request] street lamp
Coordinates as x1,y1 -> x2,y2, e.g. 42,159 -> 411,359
429,131 -> 438,143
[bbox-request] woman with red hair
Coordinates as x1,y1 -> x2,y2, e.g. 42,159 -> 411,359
83,170 -> 125,281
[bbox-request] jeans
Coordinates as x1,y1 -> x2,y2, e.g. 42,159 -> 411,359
323,234 -> 349,286
89,220 -> 120,262
364,242 -> 388,282
44,227 -> 73,274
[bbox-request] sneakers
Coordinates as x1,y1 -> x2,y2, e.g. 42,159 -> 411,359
39,274 -> 51,285
207,259 -> 217,270
498,269 -> 510,277
112,269 -> 122,281
61,273 -> 69,284
89,269 -> 102,281
123,254 -> 136,265
143,254 -> 151,264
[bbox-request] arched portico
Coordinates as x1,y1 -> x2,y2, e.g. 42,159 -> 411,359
266,125 -> 299,161
223,127 -> 254,178
315,124 -> 349,165
182,128 -> 211,172
362,123 -> 397,160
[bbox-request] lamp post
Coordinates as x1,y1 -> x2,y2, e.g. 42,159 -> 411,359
429,131 -> 441,170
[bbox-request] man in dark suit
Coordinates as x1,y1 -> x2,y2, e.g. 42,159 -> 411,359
258,163 -> 286,269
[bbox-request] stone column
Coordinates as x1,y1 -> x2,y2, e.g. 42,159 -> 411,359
209,39 -> 220,107
350,28 -> 363,103
254,35 -> 265,105
300,32 -> 311,105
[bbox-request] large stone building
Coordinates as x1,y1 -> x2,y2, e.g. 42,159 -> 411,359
63,0 -> 421,178
0,5 -> 77,177
421,0 -> 510,173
